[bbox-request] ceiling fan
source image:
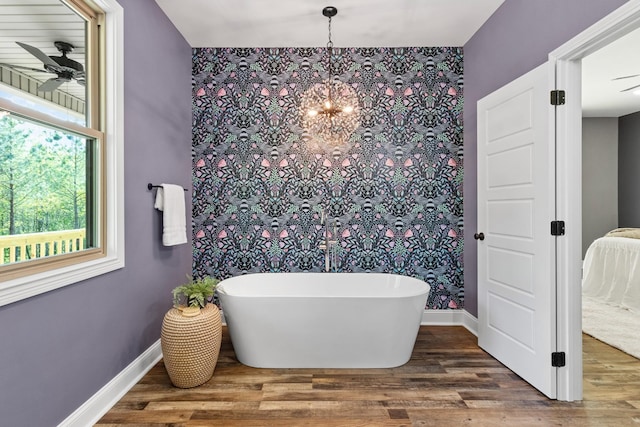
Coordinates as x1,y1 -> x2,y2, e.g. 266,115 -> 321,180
612,74 -> 640,93
0,41 -> 85,92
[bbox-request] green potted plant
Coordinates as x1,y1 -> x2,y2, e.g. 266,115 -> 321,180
161,275 -> 223,388
171,275 -> 220,316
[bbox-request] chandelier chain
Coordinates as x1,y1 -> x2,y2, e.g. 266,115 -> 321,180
300,6 -> 359,145
327,15 -> 334,83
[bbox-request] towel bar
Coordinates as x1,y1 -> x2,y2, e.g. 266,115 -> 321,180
147,183 -> 188,191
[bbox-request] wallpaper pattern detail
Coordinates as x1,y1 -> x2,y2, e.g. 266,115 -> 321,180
192,47 -> 464,309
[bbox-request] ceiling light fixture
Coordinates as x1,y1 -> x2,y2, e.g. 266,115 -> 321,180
300,6 -> 360,145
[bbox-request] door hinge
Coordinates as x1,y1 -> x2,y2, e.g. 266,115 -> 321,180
551,220 -> 565,236
552,352 -> 566,367
550,90 -> 566,105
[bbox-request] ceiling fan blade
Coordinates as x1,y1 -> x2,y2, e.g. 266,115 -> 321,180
612,74 -> 640,81
16,42 -> 60,68
0,62 -> 48,74
37,77 -> 67,92
621,83 -> 640,92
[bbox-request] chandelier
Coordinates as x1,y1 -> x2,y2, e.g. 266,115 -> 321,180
300,6 -> 360,145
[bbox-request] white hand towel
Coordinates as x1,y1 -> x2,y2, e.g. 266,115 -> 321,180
154,183 -> 187,246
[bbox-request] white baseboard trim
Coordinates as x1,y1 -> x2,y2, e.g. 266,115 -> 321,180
58,340 -> 162,427
462,310 -> 479,336
61,309 -> 478,425
422,309 -> 478,336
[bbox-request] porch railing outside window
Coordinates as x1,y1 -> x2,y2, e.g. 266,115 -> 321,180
0,229 -> 86,264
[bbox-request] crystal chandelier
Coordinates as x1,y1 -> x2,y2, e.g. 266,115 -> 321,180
300,6 -> 360,145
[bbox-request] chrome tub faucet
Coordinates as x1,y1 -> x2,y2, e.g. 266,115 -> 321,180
319,207 -> 337,272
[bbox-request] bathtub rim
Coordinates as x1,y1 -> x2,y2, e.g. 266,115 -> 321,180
216,272 -> 431,299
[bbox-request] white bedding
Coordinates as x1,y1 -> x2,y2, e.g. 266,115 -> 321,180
582,236 -> 640,312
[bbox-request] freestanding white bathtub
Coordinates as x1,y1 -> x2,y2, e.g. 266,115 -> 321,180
217,272 -> 430,369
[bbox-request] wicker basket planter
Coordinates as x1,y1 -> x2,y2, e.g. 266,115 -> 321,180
161,303 -> 222,388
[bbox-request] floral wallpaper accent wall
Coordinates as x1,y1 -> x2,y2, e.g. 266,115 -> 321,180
192,47 -> 464,309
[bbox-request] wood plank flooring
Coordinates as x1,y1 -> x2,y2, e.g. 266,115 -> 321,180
97,326 -> 640,426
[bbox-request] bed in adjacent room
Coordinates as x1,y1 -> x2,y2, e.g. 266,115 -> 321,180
582,228 -> 640,359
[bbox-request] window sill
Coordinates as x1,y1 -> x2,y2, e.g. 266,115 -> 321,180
0,253 -> 124,306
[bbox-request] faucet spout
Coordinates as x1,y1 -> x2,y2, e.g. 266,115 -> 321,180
319,207 -> 337,272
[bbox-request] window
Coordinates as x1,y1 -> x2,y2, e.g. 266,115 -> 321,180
0,0 -> 123,306
0,111 -> 100,263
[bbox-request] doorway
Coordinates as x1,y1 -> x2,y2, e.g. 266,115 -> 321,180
551,0 -> 640,401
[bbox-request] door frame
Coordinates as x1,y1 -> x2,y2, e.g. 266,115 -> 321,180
551,0 -> 640,401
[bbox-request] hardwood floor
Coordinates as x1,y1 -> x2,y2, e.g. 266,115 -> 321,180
97,326 -> 640,426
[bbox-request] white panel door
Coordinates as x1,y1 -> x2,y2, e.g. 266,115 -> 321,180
477,63 -> 557,398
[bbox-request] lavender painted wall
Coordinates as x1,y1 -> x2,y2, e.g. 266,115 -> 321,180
462,0 -> 628,316
619,111 -> 640,226
0,1 -> 192,425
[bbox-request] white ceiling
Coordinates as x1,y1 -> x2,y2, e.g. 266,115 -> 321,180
155,0 -> 506,47
158,0 -> 639,117
582,27 -> 640,117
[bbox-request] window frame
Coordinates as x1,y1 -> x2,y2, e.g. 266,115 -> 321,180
0,0 -> 124,306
